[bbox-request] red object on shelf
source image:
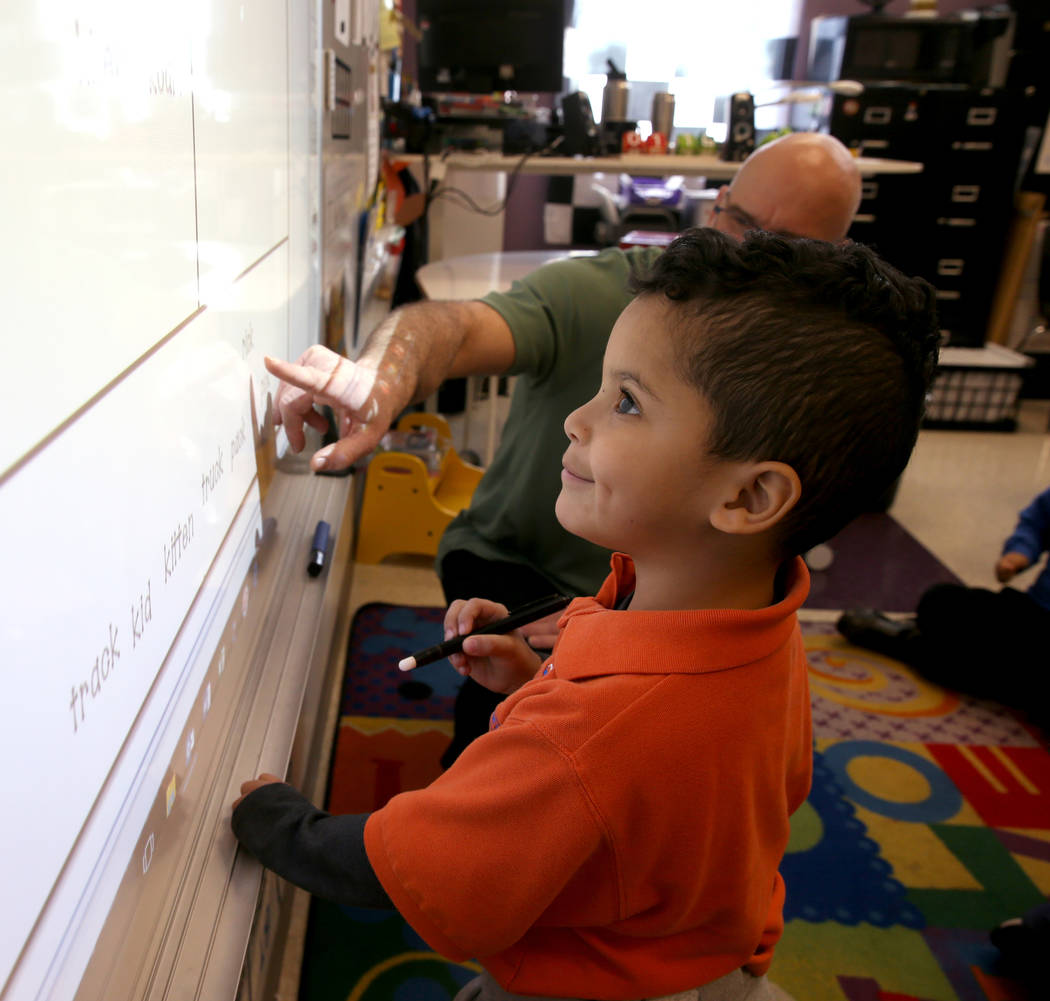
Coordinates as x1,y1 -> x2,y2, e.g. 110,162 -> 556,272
645,132 -> 668,154
621,131 -> 643,153
618,230 -> 678,250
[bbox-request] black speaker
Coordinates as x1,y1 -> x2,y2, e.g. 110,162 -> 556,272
502,119 -> 553,155
720,92 -> 755,162
560,91 -> 600,156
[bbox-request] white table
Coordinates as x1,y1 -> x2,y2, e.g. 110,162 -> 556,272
415,250 -> 596,463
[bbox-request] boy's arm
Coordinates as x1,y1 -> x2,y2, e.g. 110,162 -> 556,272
231,781 -> 393,909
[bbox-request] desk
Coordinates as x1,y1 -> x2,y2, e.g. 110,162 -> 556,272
415,250 -> 593,463
398,150 -> 923,262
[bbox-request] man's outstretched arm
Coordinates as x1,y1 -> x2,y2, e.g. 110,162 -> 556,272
267,299 -> 515,472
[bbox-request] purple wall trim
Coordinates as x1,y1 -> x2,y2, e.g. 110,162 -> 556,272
503,175 -> 553,251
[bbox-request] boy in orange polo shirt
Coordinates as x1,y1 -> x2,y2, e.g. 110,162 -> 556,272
231,230 -> 939,1001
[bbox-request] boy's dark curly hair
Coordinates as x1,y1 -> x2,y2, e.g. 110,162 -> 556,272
629,228 -> 940,556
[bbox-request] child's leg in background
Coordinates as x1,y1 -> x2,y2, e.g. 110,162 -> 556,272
914,583 -> 1050,717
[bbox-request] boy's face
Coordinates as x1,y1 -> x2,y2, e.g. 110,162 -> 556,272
556,295 -> 740,560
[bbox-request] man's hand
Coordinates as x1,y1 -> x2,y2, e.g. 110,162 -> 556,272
264,345 -> 406,472
232,773 -> 285,812
444,598 -> 544,695
264,301 -> 516,473
518,609 -> 563,653
996,551 -> 1031,583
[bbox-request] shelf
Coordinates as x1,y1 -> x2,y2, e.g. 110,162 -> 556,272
391,150 -> 923,179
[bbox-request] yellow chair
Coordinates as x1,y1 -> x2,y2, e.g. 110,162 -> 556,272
354,413 -> 484,564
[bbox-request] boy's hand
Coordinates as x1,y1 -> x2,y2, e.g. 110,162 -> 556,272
232,773 -> 285,812
445,598 -> 543,695
996,551 -> 1031,583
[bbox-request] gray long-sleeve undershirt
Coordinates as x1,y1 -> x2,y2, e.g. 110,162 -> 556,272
231,782 -> 393,909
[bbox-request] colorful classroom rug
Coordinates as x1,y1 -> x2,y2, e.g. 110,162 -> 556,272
301,586 -> 1047,1001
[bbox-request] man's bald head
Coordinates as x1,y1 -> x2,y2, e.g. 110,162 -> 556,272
712,132 -> 863,244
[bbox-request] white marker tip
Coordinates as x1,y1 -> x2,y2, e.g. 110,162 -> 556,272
398,657 -> 416,672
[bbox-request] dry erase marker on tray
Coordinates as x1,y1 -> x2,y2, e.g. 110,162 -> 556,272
398,594 -> 572,671
307,520 -> 330,577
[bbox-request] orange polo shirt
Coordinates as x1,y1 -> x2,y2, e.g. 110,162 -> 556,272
364,554 -> 812,1000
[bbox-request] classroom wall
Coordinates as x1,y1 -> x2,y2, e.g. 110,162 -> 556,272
499,0 -> 989,253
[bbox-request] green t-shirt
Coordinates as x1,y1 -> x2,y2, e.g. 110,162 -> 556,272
436,246 -> 664,597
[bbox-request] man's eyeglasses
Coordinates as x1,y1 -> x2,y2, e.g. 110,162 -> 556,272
711,190 -> 763,237
711,190 -> 801,240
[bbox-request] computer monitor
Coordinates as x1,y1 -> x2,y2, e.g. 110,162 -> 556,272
417,0 -> 567,94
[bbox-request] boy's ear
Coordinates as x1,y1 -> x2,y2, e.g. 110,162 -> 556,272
710,462 -> 802,536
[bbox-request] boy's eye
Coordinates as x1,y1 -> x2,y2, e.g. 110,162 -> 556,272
614,389 -> 639,415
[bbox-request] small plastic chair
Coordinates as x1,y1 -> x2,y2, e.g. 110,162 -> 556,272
354,413 -> 483,564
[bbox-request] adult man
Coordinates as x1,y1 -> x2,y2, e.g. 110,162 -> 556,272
707,130 -> 862,243
266,131 -> 862,762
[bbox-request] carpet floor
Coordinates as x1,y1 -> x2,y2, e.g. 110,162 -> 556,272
299,518 -> 1043,1001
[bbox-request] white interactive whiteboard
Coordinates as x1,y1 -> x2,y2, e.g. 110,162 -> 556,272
0,1 -> 367,998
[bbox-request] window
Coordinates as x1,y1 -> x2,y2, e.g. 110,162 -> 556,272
563,0 -> 803,141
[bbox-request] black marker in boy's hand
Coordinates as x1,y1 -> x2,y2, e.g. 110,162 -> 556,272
398,594 -> 571,672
